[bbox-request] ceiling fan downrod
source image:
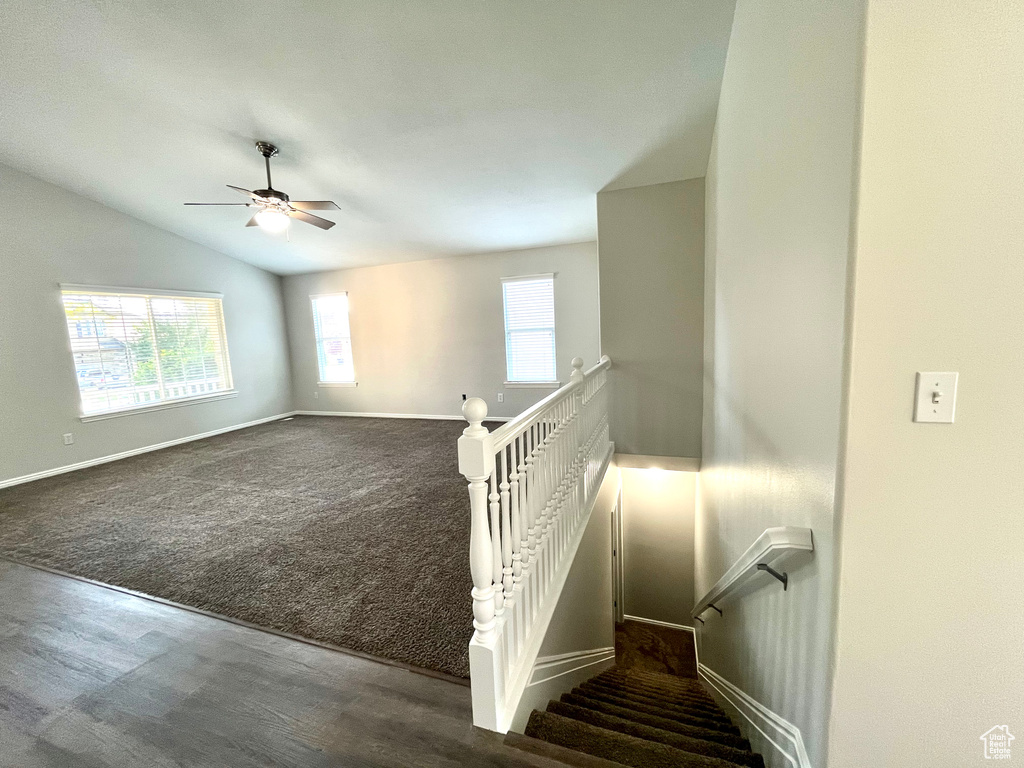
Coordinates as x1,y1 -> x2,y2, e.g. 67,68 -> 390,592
255,141 -> 279,194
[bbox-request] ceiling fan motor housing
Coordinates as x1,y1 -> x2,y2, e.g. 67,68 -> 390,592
253,189 -> 289,203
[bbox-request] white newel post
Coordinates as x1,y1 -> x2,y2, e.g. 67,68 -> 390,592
459,397 -> 504,731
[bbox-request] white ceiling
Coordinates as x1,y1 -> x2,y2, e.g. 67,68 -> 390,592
0,1 -> 735,275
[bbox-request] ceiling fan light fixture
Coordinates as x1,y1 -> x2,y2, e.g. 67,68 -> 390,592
255,208 -> 290,233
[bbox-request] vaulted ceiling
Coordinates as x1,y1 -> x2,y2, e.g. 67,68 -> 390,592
0,0 -> 735,274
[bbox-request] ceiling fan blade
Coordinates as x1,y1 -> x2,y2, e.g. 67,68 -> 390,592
245,215 -> 260,227
289,209 -> 335,230
290,201 -> 341,211
184,202 -> 252,205
227,185 -> 261,199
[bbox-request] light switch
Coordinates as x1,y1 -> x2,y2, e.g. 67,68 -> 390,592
914,372 -> 958,423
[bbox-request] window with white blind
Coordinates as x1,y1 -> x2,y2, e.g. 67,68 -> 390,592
502,275 -> 557,384
61,287 -> 234,418
311,293 -> 356,385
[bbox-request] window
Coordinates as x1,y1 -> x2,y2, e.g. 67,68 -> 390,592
311,293 -> 356,384
61,287 -> 234,418
502,275 -> 556,384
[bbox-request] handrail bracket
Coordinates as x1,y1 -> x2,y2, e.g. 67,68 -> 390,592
757,562 -> 788,590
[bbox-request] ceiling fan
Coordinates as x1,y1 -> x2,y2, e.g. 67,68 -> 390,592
185,141 -> 340,232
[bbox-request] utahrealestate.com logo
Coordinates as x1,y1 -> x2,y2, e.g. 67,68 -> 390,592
980,726 -> 1014,760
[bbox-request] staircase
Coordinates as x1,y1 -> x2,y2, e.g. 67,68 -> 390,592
508,666 -> 764,768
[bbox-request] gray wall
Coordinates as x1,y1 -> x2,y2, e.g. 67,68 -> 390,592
696,2 -> 865,767
829,1 -> 1024,763
621,467 -> 695,627
282,242 -> 600,420
0,164 -> 293,484
597,178 -> 704,459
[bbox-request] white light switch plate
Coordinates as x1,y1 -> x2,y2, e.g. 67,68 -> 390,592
914,372 -> 958,423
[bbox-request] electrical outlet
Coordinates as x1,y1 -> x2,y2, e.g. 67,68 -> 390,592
314,391 -> 319,399
63,433 -> 74,446
497,393 -> 504,403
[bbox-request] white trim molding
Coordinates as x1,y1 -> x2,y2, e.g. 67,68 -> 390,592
698,664 -> 812,768
622,615 -> 695,633
317,381 -> 358,388
293,410 -> 511,422
528,647 -> 617,687
508,639 -> 618,733
499,272 -> 556,282
0,412 -> 295,489
80,390 -> 239,422
614,453 -> 701,472
504,381 -> 561,389
60,283 -> 224,299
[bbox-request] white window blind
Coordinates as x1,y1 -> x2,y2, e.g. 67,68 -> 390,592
61,288 -> 233,417
503,276 -> 556,382
312,293 -> 355,383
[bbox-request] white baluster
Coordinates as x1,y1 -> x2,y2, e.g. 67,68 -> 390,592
525,424 -> 538,620
489,470 -> 504,616
510,440 -> 523,588
500,450 -> 513,600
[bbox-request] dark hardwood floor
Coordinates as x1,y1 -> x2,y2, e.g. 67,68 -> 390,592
0,560 -> 563,768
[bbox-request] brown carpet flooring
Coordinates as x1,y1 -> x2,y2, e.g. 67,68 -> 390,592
615,620 -> 699,679
0,415 -> 488,678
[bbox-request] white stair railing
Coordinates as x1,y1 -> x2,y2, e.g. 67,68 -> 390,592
458,355 -> 613,732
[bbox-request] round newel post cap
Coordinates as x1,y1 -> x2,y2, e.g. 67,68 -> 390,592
462,397 -> 488,432
570,357 -> 585,383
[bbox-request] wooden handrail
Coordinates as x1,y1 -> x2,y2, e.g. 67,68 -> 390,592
691,527 -> 814,619
489,355 -> 611,450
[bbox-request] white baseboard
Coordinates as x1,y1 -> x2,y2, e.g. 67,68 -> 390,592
698,663 -> 811,768
623,615 -> 696,633
0,412 -> 296,489
529,647 -> 617,687
508,643 -> 617,734
293,410 -> 512,423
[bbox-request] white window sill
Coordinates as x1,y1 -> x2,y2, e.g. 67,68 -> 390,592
80,390 -> 239,422
318,381 -> 358,388
504,381 -> 561,389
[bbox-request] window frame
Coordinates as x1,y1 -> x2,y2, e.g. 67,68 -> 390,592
60,284 -> 237,421
501,273 -> 559,388
310,292 -> 357,387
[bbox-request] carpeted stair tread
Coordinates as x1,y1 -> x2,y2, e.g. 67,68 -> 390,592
597,670 -> 714,697
569,687 -> 741,734
596,670 -> 715,697
579,681 -> 730,718
560,693 -> 751,751
503,731 -> 632,768
525,711 -> 749,768
592,675 -> 720,709
593,675 -> 720,708
579,683 -> 730,720
562,693 -> 750,749
600,668 -> 708,687
546,701 -> 764,768
584,682 -> 723,716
